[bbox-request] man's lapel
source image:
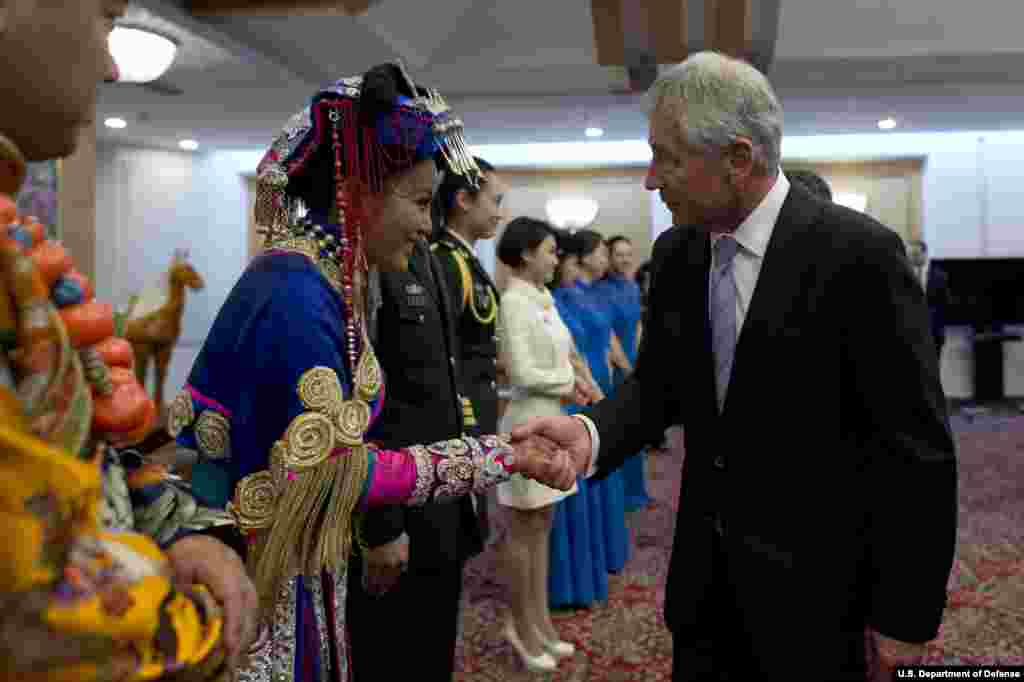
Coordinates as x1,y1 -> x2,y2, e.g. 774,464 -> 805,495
724,187 -> 821,415
677,228 -> 718,414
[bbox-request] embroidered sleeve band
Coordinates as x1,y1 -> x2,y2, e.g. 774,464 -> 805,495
360,434 -> 513,509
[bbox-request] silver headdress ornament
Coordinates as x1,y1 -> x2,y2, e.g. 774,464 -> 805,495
394,60 -> 483,189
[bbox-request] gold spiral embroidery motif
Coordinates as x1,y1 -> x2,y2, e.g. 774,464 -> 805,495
166,390 -> 195,437
195,410 -> 231,460
334,400 -> 371,446
283,411 -> 336,470
354,345 -> 382,401
270,442 -> 289,489
228,471 -> 277,531
297,366 -> 345,412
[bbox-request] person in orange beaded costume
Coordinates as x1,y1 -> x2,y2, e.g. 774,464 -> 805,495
0,1 -> 257,679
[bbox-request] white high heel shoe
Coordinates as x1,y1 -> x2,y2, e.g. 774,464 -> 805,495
536,626 -> 575,659
504,621 -> 558,673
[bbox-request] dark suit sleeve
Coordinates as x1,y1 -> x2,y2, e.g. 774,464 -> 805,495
848,229 -> 957,643
583,229 -> 682,477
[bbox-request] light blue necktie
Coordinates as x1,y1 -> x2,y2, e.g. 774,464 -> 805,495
711,237 -> 739,411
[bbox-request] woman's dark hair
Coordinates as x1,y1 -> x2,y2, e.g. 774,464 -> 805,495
605,234 -> 631,252
288,63 -> 423,213
497,217 -> 555,269
575,229 -> 606,259
430,156 -> 495,239
549,229 -> 582,289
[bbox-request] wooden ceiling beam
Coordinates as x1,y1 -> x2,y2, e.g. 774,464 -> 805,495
187,0 -> 377,17
591,0 -> 627,67
592,0 -> 773,75
704,0 -> 753,61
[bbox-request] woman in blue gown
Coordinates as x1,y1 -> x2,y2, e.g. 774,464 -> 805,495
547,231 -> 610,608
596,235 -> 652,512
560,230 -> 631,575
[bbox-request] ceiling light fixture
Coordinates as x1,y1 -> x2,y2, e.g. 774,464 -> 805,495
877,117 -> 897,130
545,197 -> 600,230
104,117 -> 128,129
585,127 -> 604,138
179,139 -> 199,151
108,26 -> 178,83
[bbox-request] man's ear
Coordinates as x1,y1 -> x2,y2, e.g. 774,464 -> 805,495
726,137 -> 756,179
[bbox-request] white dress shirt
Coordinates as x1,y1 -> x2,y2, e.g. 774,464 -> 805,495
576,172 -> 791,472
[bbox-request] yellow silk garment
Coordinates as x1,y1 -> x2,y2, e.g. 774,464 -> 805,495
0,150 -> 227,680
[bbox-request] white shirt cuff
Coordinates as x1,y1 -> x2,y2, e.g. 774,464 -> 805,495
571,414 -> 600,478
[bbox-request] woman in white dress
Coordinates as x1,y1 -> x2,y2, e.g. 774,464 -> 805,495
496,217 -> 582,672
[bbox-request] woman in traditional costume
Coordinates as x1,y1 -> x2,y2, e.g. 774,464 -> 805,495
170,62 -> 576,682
0,3 -> 252,679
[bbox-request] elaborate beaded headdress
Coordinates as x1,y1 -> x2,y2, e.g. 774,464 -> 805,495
254,60 -> 481,239
253,61 -> 481,385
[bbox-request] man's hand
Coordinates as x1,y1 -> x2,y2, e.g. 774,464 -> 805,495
363,532 -> 409,596
166,534 -> 259,671
511,415 -> 593,478
506,434 -> 577,491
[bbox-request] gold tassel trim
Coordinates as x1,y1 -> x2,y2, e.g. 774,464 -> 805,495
247,444 -> 369,617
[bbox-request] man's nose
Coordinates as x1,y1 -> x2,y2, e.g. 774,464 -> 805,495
644,165 -> 659,190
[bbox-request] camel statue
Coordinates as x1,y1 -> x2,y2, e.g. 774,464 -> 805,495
123,250 -> 205,412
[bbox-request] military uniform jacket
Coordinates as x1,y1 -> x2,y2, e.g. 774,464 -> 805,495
431,231 -> 500,435
360,240 -> 485,562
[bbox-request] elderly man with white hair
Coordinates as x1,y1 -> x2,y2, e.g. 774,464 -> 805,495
512,51 -> 957,680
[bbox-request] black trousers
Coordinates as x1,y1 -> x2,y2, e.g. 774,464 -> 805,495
346,550 -> 465,682
671,518 -> 867,682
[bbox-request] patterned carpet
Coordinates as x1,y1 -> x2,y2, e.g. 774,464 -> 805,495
454,415 -> 1024,679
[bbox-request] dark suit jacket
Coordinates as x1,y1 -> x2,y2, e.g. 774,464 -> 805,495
585,185 -> 957,669
926,263 -> 951,345
360,240 -> 484,564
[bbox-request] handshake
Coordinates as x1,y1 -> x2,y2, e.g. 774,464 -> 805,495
501,415 -> 595,490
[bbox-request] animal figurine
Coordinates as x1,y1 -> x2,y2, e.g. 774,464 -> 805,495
122,250 -> 204,412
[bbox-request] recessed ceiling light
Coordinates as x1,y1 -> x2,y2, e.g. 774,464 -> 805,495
877,117 -> 898,130
585,127 -> 604,138
179,139 -> 199,151
104,117 -> 127,129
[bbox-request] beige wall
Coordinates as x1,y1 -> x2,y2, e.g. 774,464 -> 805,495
496,167 -> 650,289
783,158 -> 924,243
60,127 -> 97,281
